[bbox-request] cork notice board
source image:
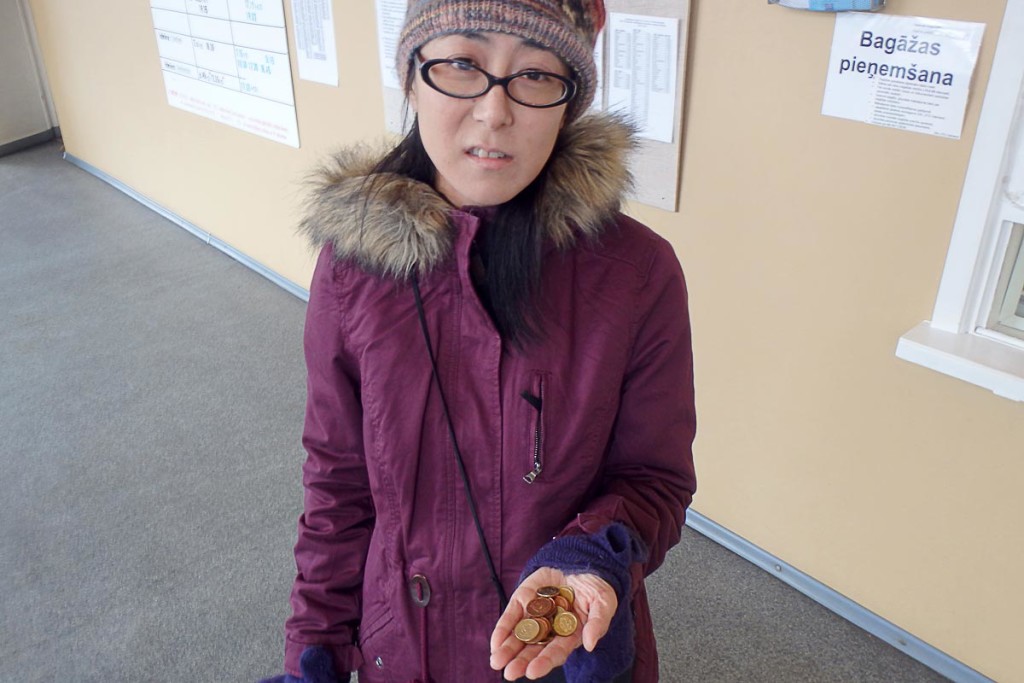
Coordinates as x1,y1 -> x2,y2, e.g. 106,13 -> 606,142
380,0 -> 691,212
605,0 -> 691,212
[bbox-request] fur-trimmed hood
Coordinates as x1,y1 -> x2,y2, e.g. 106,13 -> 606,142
298,113 -> 636,279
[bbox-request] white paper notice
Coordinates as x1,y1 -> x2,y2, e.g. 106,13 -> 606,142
770,0 -> 885,10
151,0 -> 299,147
376,0 -> 407,90
291,0 -> 338,86
607,13 -> 678,143
822,13 -> 985,139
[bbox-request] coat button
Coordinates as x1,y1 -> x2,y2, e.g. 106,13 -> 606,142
409,574 -> 431,607
375,656 -> 384,668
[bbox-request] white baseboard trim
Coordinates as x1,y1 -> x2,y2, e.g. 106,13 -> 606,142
685,511 -> 992,683
63,152 -> 311,303
63,150 -> 993,683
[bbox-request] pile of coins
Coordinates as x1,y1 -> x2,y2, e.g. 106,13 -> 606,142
513,585 -> 580,645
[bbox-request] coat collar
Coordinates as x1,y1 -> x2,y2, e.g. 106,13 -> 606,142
298,112 -> 636,279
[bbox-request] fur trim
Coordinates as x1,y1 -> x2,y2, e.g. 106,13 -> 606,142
541,112 -> 636,248
298,112 -> 636,278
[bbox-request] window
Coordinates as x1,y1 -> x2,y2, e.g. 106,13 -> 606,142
990,224 -> 1024,340
895,0 -> 1024,401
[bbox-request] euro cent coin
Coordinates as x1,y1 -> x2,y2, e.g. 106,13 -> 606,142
515,618 -> 542,643
553,610 -> 579,637
534,616 -> 552,642
526,596 -> 556,618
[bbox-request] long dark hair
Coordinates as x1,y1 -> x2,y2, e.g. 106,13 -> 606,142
368,117 -> 551,349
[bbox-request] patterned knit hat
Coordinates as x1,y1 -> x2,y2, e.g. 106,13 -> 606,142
397,0 -> 605,121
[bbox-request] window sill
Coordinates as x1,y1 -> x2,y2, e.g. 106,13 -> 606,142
896,322 -> 1024,401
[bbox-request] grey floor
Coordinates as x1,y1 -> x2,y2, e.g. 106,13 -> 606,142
0,141 -> 950,682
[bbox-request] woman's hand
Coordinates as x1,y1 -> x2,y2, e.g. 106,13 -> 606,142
489,568 -> 617,681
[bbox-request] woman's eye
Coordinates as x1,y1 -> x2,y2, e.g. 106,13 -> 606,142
449,59 -> 476,71
520,71 -> 552,82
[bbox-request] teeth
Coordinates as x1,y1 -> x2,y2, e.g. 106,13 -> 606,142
470,148 -> 507,159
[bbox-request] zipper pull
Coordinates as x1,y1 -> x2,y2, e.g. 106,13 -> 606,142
520,389 -> 543,484
520,391 -> 542,411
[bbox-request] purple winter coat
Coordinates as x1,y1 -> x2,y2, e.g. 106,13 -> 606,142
283,114 -> 696,683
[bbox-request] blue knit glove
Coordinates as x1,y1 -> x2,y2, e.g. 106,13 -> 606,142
520,523 -> 648,683
258,645 -> 349,683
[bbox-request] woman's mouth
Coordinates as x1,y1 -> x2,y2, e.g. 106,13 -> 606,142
467,147 -> 510,159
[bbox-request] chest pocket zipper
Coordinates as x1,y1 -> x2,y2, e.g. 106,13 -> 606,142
520,375 -> 544,483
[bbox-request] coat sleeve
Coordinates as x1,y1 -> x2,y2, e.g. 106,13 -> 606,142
283,245 -> 373,677
560,235 -> 697,578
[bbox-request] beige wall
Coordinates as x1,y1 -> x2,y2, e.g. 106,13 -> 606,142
28,1 -> 1021,680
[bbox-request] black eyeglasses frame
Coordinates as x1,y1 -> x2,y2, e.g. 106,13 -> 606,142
418,58 -> 578,109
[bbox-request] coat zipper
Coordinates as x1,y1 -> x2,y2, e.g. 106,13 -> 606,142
521,375 -> 544,483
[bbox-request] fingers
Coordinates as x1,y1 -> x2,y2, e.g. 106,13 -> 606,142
491,578 -> 542,670
523,631 -> 582,679
490,595 -> 525,654
490,569 -> 565,654
490,629 -> 526,672
565,573 -> 618,652
496,636 -> 535,680
580,591 -> 615,651
497,630 -> 582,681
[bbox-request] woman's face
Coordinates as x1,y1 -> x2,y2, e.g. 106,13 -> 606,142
409,32 -> 570,208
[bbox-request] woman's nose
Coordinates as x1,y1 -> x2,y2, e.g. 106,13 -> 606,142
473,84 -> 514,129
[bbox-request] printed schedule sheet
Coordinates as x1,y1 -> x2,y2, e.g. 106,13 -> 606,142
151,0 -> 300,147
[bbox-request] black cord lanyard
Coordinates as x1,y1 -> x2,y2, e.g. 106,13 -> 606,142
411,273 -> 509,613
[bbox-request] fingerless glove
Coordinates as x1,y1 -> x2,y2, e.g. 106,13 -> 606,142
259,645 -> 349,683
520,523 -> 648,683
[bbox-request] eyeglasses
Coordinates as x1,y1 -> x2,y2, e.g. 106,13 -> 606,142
419,58 -> 577,109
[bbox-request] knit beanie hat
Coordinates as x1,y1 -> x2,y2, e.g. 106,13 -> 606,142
397,0 -> 606,121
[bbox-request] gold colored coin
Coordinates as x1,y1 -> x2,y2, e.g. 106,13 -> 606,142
515,618 -> 541,643
553,610 -> 579,637
537,586 -> 560,598
558,585 -> 575,608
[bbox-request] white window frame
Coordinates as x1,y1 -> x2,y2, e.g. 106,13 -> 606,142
990,224 -> 1024,336
895,0 -> 1024,402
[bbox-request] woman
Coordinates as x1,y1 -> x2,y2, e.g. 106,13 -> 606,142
262,1 -> 696,681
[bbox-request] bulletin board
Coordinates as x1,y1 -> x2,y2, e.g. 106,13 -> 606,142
376,0 -> 691,212
605,0 -> 690,211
